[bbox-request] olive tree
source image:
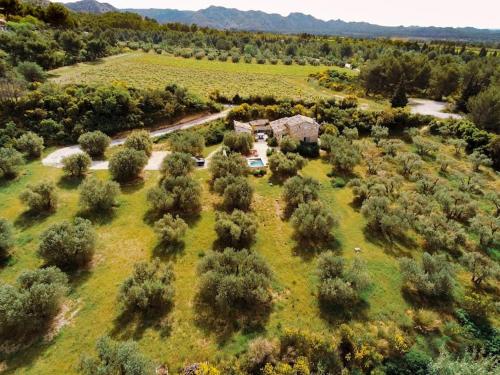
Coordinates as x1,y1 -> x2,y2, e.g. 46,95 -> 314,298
400,253 -> 455,300
448,138 -> 467,156
215,210 -> 258,248
395,152 -> 423,178
38,217 -> 96,269
0,218 -> 13,260
279,136 -> 299,154
196,248 -> 273,324
370,125 -> 389,145
154,213 -> 187,248
379,139 -> 404,157
291,201 -> 336,244
282,176 -> 320,215
0,147 -> 23,179
79,176 -> 120,212
0,267 -> 68,339
468,151 -> 492,172
78,131 -> 111,158
62,153 -> 92,178
342,127 -> 359,143
160,152 -> 194,177
221,177 -> 253,212
269,152 -> 307,179
79,336 -> 153,375
327,136 -> 361,173
19,181 -> 58,212
413,136 -> 438,157
15,132 -> 44,159
462,252 -> 500,287
435,189 -> 476,222
416,213 -> 466,252
148,175 -> 202,217
317,252 -> 370,308
470,214 -> 499,249
109,148 -> 148,182
223,131 -> 254,154
118,259 -> 174,313
170,132 -> 204,156
361,196 -> 408,241
209,151 -> 249,181
124,130 -> 153,157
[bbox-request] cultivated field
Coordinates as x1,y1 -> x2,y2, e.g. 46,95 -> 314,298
1,129 -> 498,373
49,52 -> 382,109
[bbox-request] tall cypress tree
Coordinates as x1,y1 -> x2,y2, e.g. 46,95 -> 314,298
391,77 -> 408,108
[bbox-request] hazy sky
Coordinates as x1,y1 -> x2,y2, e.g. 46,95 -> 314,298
60,0 -> 500,29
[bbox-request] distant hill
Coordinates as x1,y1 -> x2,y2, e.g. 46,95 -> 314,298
63,0 -> 117,14
61,1 -> 500,41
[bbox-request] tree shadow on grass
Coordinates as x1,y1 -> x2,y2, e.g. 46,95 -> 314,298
319,299 -> 370,326
292,236 -> 342,262
1,338 -> 52,375
14,210 -> 52,230
76,208 -> 117,226
193,299 -> 271,345
362,227 -> 414,259
143,208 -> 201,227
110,307 -> 173,341
119,179 -> 145,195
152,241 -> 185,262
57,176 -> 83,190
401,288 -> 455,313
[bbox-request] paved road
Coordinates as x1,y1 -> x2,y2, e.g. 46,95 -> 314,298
42,109 -> 231,169
408,98 -> 462,119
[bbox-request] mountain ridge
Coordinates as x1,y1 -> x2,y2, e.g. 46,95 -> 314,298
62,1 -> 500,41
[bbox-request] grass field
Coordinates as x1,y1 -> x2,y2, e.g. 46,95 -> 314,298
49,52 -> 384,110
1,132 -> 498,373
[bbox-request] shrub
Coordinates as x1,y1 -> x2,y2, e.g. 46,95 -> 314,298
244,338 -> 279,373
160,152 -> 194,177
118,260 -> 174,313
468,151 -> 492,172
16,61 -> 46,82
223,131 -> 254,154
79,336 -> 153,375
470,214 -> 500,249
148,176 -> 202,217
0,267 -> 68,339
19,181 -> 58,212
282,176 -> 320,214
78,131 -> 111,158
400,253 -> 455,300
385,349 -> 431,375
331,177 -> 346,188
429,349 -> 499,375
371,125 -> 389,145
269,152 -> 307,179
0,147 -> 23,179
170,132 -> 205,156
317,252 -> 370,308
291,201 -> 336,244
279,136 -> 299,154
15,132 -> 44,158
154,214 -> 187,248
396,152 -> 423,178
196,248 -> 272,323
0,218 -> 13,260
413,136 -> 438,157
215,210 -> 257,248
79,176 -> 120,212
109,148 -> 148,182
413,309 -> 442,334
62,153 -> 91,178
124,130 -> 153,157
38,217 -> 96,269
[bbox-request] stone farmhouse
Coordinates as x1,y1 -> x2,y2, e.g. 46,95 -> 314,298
234,115 -> 320,143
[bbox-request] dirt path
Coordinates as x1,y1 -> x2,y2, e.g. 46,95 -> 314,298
408,98 -> 462,119
42,109 -> 231,170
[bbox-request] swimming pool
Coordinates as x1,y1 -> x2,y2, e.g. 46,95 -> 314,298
248,158 -> 265,168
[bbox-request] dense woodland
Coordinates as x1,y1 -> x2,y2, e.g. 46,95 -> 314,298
0,1 -> 499,374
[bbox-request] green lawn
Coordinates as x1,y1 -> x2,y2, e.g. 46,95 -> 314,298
48,52 -> 384,110
1,135 -> 498,373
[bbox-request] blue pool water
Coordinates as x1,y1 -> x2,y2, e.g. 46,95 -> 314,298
248,158 -> 265,167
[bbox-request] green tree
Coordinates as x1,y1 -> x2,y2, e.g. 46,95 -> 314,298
291,202 -> 336,245
15,132 -> 44,159
223,131 -> 254,154
170,132 -> 204,156
215,210 -> 258,248
269,152 -> 307,179
16,62 -> 47,83
78,131 -> 111,158
462,252 -> 500,287
391,77 -> 408,108
279,136 -> 299,154
0,147 -> 23,179
0,218 -> 13,260
282,176 -> 320,215
38,217 -> 96,270
109,149 -> 148,182
19,181 -> 58,212
160,152 -> 194,177
154,213 -> 187,249
79,176 -> 120,212
118,260 -> 174,313
124,130 -> 153,157
79,336 -> 153,375
62,153 -> 92,178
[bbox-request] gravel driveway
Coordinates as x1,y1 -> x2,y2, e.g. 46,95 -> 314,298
42,109 -> 231,170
